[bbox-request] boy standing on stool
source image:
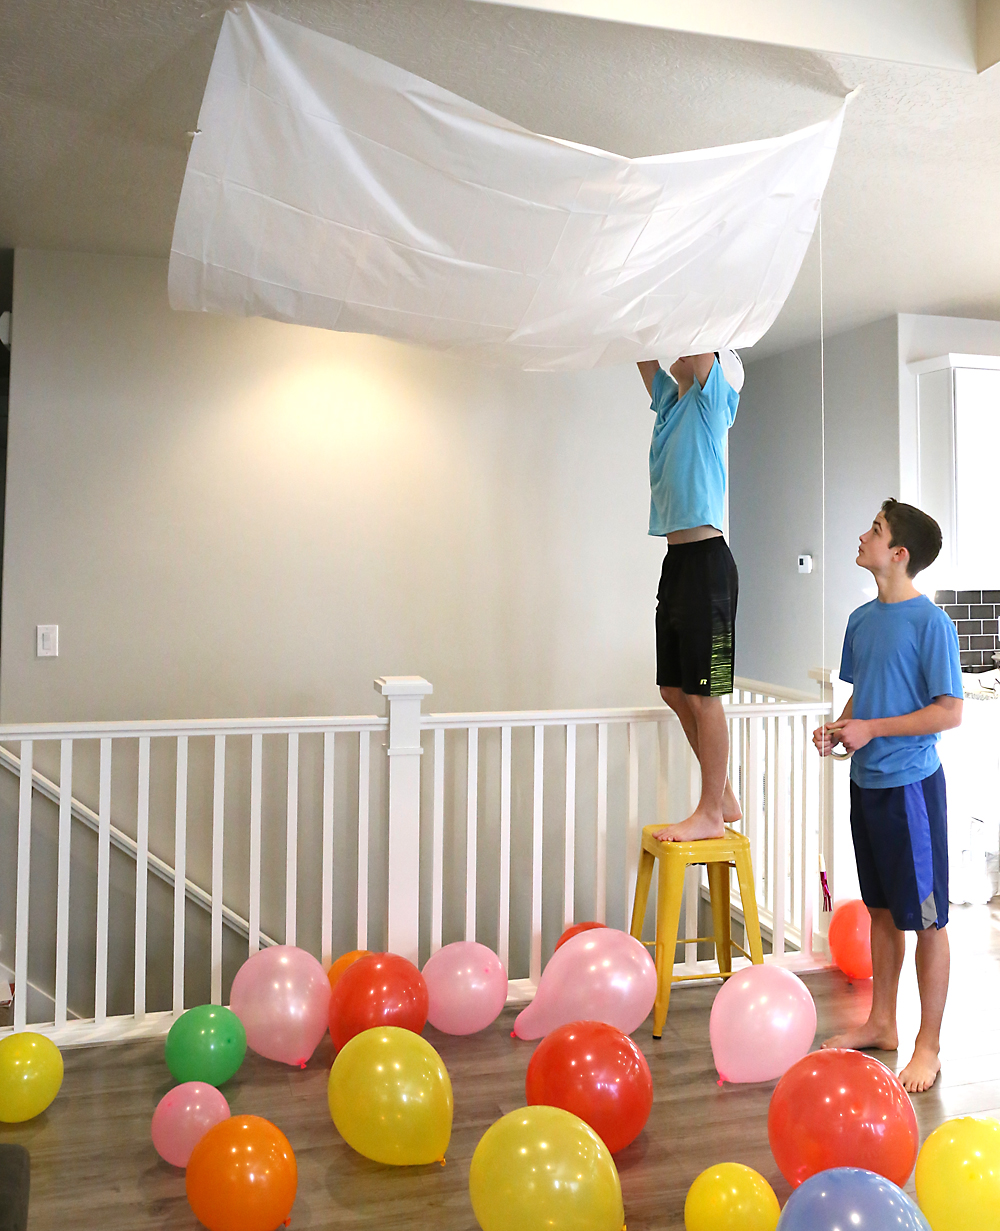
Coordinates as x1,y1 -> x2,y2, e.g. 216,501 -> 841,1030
814,499 -> 962,1093
637,350 -> 743,842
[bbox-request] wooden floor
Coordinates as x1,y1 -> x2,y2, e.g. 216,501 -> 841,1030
5,901 -> 1000,1230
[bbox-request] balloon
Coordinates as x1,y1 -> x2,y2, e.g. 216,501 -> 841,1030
768,1049 -> 918,1188
827,900 -> 873,979
525,1020 -> 652,1154
164,1005 -> 247,1086
229,944 -> 331,1067
327,949 -> 370,992
513,928 -> 656,1040
710,965 -> 816,1083
776,1167 -> 930,1230
186,1115 -> 296,1231
422,941 -> 507,1035
555,921 -> 607,950
151,1081 -> 230,1167
915,1116 -> 1000,1230
0,1032 -> 63,1122
328,1026 -> 453,1165
469,1105 -> 625,1231
328,952 -> 428,1051
684,1163 -> 780,1231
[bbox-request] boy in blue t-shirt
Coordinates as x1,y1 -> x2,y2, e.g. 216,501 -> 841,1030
637,350 -> 743,842
814,498 -> 962,1093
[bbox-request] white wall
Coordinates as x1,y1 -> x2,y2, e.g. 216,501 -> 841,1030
3,250 -> 665,723
897,311 -> 1000,503
730,316 -> 900,689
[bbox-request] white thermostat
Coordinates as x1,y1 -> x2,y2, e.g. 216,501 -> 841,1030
797,555 -> 814,574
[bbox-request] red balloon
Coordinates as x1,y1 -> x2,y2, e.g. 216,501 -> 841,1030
525,1020 -> 653,1154
328,953 -> 428,1051
768,1049 -> 918,1188
828,900 -> 873,979
554,922 -> 607,951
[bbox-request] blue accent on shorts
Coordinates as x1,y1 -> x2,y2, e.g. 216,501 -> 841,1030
849,765 -> 949,931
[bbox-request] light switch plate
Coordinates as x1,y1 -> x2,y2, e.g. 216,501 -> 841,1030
36,624 -> 59,657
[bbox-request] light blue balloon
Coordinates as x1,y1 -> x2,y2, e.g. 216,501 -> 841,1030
777,1168 -> 931,1231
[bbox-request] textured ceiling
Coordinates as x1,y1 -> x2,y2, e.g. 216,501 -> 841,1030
2,0 -> 999,357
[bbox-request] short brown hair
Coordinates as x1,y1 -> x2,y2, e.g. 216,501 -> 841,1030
880,499 -> 942,577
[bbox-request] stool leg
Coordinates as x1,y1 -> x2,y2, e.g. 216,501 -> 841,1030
733,848 -> 765,964
707,862 -> 732,975
652,855 -> 686,1038
630,847 -> 655,940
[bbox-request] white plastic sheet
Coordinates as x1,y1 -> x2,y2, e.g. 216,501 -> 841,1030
169,4 -> 846,370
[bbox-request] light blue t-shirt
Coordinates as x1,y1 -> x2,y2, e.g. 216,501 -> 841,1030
648,359 -> 739,536
839,595 -> 962,789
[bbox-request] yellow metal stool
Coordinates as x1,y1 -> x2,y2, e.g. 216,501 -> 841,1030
630,824 -> 764,1037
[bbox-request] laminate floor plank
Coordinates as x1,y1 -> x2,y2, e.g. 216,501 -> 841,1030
3,901 -> 999,1229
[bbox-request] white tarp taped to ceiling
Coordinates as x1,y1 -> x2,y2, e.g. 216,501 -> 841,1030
169,4 -> 847,371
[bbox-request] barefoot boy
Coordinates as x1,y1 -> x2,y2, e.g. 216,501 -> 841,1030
637,350 -> 743,842
814,499 -> 962,1092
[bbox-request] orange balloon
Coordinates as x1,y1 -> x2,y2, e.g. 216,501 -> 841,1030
186,1115 -> 297,1231
328,949 -> 370,993
827,900 -> 873,979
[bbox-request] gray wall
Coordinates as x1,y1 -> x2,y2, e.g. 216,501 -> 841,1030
730,316 -> 900,689
3,250 -> 666,724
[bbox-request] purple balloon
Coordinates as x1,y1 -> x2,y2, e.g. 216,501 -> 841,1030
229,945 -> 330,1067
710,963 -> 817,1083
513,928 -> 656,1040
422,942 -> 508,1035
151,1082 -> 229,1168
777,1168 -> 931,1230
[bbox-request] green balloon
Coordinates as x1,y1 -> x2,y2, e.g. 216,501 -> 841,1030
165,1005 -> 247,1086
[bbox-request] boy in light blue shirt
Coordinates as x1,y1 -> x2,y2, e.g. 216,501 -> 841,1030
814,499 -> 962,1094
637,350 -> 743,842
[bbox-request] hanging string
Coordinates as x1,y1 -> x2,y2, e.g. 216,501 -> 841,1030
818,206 -> 832,913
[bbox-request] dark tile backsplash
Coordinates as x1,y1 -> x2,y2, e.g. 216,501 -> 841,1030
936,589 -> 1000,670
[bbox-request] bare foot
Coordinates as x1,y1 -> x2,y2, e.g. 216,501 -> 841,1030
899,1045 -> 941,1093
651,808 -> 726,843
722,781 -> 743,826
822,1021 -> 898,1052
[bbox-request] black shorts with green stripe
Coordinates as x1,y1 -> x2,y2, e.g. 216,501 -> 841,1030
655,537 -> 738,698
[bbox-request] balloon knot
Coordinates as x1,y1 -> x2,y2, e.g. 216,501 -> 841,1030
510,1031 -> 516,1038
299,1061 -> 307,1069
717,1078 -> 725,1086
439,1157 -> 446,1167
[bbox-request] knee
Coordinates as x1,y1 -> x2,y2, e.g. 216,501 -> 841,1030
660,686 -> 685,712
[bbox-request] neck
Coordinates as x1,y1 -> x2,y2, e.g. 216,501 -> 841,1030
676,376 -> 694,399
874,570 -> 921,603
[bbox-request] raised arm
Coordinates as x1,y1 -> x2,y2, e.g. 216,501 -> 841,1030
637,360 -> 660,399
690,352 -> 716,387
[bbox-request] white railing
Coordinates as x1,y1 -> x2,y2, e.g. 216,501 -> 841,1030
0,676 -> 835,1044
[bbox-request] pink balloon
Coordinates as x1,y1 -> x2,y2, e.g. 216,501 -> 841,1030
709,963 -> 817,1083
422,941 -> 508,1035
513,928 -> 656,1040
151,1082 -> 230,1167
229,944 -> 331,1067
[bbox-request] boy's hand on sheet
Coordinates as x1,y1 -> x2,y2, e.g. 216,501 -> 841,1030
825,718 -> 872,753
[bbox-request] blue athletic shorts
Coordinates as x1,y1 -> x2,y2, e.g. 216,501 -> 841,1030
849,765 -> 949,931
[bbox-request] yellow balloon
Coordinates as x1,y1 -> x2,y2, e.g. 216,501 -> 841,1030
916,1116 -> 1000,1231
328,1026 -> 452,1165
469,1105 -> 625,1231
0,1032 -> 64,1123
684,1163 -> 779,1231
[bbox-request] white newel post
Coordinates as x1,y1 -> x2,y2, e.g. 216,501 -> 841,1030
376,676 -> 432,965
